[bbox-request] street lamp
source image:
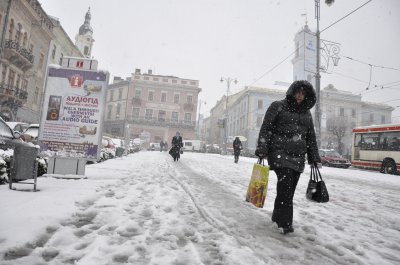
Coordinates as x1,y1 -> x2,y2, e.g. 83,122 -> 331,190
197,99 -> 206,140
314,0 -> 336,146
220,77 -> 238,155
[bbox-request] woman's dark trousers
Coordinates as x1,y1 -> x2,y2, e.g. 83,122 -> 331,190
272,168 -> 301,228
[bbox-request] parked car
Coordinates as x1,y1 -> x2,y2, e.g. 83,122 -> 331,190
148,142 -> 161,151
22,124 -> 40,144
5,122 -> 29,133
319,149 -> 351,168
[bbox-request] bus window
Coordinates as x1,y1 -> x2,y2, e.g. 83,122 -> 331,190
354,133 -> 362,147
361,133 -> 379,150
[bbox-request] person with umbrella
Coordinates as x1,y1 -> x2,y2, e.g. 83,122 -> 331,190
233,136 -> 243,163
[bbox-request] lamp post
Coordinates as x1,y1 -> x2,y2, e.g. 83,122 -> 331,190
314,0 -> 336,146
197,99 -> 206,140
220,77 -> 237,155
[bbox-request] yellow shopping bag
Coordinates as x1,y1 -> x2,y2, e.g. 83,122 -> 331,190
245,160 -> 269,208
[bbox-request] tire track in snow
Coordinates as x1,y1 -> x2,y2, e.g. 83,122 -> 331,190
165,158 -> 355,265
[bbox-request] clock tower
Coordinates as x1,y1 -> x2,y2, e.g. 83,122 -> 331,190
75,7 -> 94,58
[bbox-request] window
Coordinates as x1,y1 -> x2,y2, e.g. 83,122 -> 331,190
352,109 -> 356,118
7,70 -> 15,87
369,113 -> 374,122
134,89 -> 141,98
162,78 -> 168,82
258,100 -> 263,109
144,76 -> 149,80
295,41 -> 299,57
34,86 -> 40,103
84,46 -> 89,55
153,77 -> 159,81
107,105 -> 112,119
110,90 -> 114,101
8,19 -> 14,39
116,103 -> 121,117
171,112 -> 178,122
39,53 -> 44,69
132,108 -> 140,118
184,113 -> 192,123
161,92 -> 167,103
257,116 -> 263,127
174,94 -> 180,104
148,91 -> 154,101
1,65 -> 7,83
118,88 -> 123,100
145,109 -> 153,120
59,53 -> 64,65
190,81 -> 196,85
158,110 -> 166,121
172,79 -> 177,84
340,108 -> 344,117
51,44 -> 56,59
181,80 -> 187,84
381,115 -> 386,124
187,95 -> 193,103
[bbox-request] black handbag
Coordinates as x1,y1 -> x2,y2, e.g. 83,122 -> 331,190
306,165 -> 329,203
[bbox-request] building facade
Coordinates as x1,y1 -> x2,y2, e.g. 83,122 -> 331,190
104,69 -> 201,144
0,0 -> 85,123
0,0 -> 53,122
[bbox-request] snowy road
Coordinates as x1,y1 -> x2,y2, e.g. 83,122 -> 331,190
1,151 -> 399,265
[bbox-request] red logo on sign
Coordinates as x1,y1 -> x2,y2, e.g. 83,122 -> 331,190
70,75 -> 83,88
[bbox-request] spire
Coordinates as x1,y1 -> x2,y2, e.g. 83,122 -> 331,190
79,7 -> 93,35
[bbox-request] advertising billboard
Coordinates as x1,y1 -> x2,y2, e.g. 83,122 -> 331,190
38,65 -> 108,160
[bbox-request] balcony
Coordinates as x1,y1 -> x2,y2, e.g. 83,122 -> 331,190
132,97 -> 142,106
126,115 -> 196,129
0,83 -> 28,103
184,103 -> 194,112
3,39 -> 35,71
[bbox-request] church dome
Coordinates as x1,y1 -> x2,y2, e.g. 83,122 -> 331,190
78,7 -> 93,35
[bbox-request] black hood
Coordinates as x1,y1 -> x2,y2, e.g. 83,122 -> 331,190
285,80 -> 316,111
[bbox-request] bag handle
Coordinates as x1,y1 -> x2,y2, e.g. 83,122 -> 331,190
257,158 -> 265,166
311,164 -> 323,182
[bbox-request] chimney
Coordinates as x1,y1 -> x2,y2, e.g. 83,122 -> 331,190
148,69 -> 152,75
135,68 -> 141,74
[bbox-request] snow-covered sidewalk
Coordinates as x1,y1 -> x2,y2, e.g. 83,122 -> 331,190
0,151 -> 399,264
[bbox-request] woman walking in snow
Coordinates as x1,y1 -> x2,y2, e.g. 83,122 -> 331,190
255,80 -> 320,234
233,137 -> 242,163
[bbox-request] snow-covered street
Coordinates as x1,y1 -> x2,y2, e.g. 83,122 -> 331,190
1,151 -> 399,265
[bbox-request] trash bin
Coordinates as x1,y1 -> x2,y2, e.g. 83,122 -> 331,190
9,144 -> 39,191
115,147 -> 125,157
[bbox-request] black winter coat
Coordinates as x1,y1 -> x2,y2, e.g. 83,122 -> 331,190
233,138 -> 242,156
171,135 -> 183,154
255,80 -> 320,172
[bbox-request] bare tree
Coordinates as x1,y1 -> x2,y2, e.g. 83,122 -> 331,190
326,116 -> 348,155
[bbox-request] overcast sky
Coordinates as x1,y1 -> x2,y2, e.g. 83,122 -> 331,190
38,0 -> 400,120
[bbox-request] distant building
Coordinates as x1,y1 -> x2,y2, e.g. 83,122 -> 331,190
104,69 -> 201,144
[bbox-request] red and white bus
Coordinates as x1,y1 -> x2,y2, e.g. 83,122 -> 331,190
352,124 -> 400,174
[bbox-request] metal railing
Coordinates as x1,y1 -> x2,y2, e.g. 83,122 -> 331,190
126,115 -> 196,128
4,39 -> 35,64
0,83 -> 28,101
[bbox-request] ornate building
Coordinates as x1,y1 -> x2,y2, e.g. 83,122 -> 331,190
104,69 -> 201,144
75,8 -> 94,58
0,0 -> 53,122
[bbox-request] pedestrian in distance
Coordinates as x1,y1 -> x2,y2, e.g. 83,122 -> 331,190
164,141 -> 168,151
255,80 -> 321,235
160,140 -> 164,152
169,132 -> 183,161
233,137 -> 242,163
